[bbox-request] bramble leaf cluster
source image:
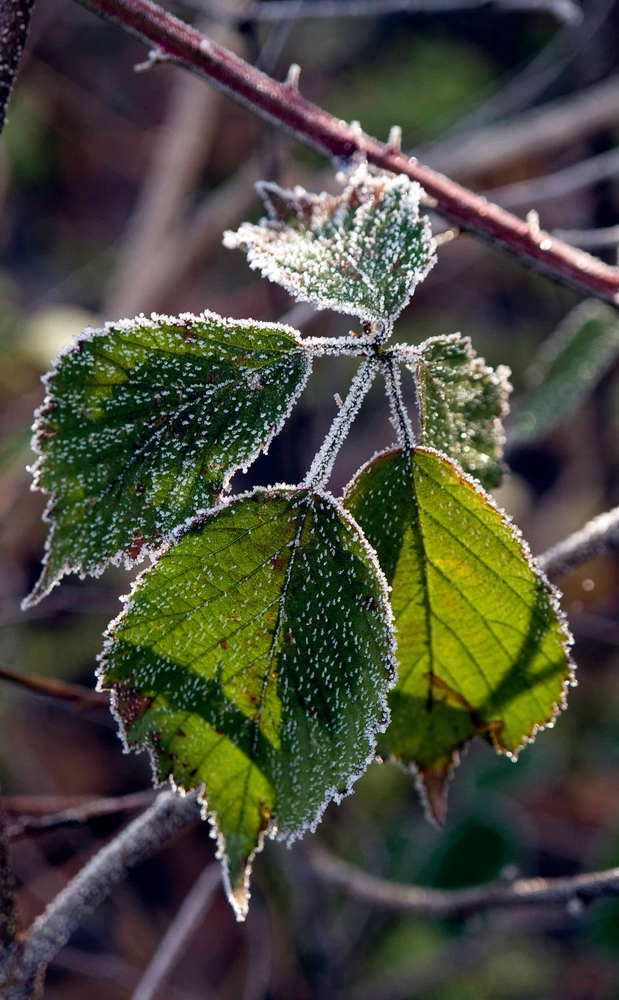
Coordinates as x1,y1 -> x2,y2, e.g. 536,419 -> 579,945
25,163 -> 574,918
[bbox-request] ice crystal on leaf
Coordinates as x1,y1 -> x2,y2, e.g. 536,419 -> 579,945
25,312 -> 310,607
403,335 -> 511,490
98,488 -> 396,919
223,163 -> 436,327
344,447 -> 573,825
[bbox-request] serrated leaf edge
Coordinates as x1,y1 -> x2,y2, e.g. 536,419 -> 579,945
23,310 -> 312,610
343,444 -> 575,818
96,483 -> 398,919
224,163 -> 437,326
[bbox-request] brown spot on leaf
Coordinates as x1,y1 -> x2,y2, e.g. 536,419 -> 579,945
127,533 -> 145,561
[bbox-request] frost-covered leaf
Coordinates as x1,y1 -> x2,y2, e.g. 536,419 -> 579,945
25,312 -> 311,607
98,488 -> 395,919
344,447 -> 572,824
406,334 -> 511,490
511,300 -> 619,443
224,163 -> 436,326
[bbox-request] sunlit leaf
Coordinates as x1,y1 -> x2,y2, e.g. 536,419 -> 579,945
224,163 -> 435,326
511,300 -> 619,443
25,312 -> 311,607
344,447 -> 573,824
405,334 -> 511,490
98,488 -> 395,918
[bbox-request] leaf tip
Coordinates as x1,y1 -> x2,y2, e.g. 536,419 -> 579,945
415,766 -> 450,828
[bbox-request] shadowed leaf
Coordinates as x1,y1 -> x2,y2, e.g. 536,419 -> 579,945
344,447 -> 573,824
224,163 -> 435,326
511,300 -> 619,443
98,488 -> 395,918
25,312 -> 311,607
406,334 -> 511,490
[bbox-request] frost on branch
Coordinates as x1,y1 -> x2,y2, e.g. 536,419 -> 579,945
224,163 -> 436,326
25,312 -> 310,607
403,334 -> 511,491
98,488 -> 396,919
344,447 -> 573,825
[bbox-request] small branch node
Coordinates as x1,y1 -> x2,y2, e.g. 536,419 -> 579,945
435,227 -> 459,247
284,62 -> 301,90
134,47 -> 169,72
387,125 -> 402,152
526,209 -> 541,236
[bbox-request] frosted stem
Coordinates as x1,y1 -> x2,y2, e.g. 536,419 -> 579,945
381,355 -> 414,450
3,790 -> 200,999
303,357 -> 378,489
302,334 -> 376,357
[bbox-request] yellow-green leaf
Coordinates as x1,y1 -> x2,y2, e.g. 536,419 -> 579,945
98,488 -> 395,918
344,447 -> 573,824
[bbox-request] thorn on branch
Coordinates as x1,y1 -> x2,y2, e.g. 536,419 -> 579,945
387,125 -> 402,153
284,62 -> 301,90
134,47 -> 170,72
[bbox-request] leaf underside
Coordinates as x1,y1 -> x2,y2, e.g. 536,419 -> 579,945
224,163 -> 436,325
511,300 -> 619,443
344,447 -> 573,824
25,312 -> 310,607
98,488 -> 395,918
408,334 -> 511,491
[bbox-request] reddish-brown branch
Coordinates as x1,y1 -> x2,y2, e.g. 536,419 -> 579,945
0,665 -> 108,708
77,0 -> 619,306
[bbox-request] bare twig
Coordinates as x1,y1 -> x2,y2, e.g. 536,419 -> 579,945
3,790 -> 201,999
0,664 -> 108,708
106,4 -> 248,318
0,0 -> 37,134
110,153 -> 261,314
243,0 -> 582,22
309,844 -> 619,917
423,72 -> 619,180
537,506 -> 619,579
5,790 -> 157,840
72,0 -> 619,305
485,145 -> 619,209
132,863 -> 221,1000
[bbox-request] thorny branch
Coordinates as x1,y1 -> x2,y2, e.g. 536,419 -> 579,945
309,844 -> 619,917
2,790 -> 202,999
0,664 -> 109,708
64,0 -> 619,306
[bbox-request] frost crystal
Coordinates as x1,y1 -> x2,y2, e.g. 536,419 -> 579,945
224,162 -> 436,327
344,446 -> 573,825
400,334 -> 511,490
98,487 -> 396,919
25,311 -> 311,606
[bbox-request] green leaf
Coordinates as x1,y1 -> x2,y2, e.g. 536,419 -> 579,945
511,300 -> 619,443
405,334 -> 511,490
25,312 -> 311,607
98,488 -> 395,918
343,447 -> 573,824
224,163 -> 435,326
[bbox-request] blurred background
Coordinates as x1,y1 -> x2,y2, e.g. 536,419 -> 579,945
4,0 -> 619,996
